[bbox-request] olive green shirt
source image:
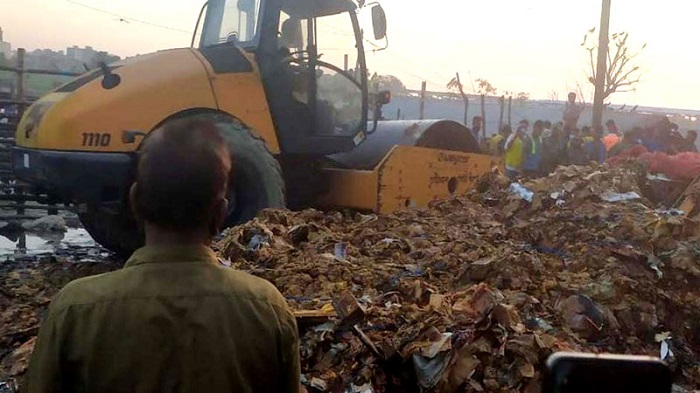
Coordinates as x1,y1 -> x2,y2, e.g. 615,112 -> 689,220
25,245 -> 300,393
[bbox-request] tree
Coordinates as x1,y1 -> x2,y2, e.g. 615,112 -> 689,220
549,90 -> 559,102
369,74 -> 407,95
473,79 -> 496,139
582,28 -> 645,101
475,78 -> 497,96
447,72 -> 469,125
515,92 -> 530,102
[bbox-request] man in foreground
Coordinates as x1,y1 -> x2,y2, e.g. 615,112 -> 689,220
25,119 -> 300,392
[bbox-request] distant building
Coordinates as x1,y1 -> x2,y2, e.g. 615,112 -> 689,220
66,46 -> 120,67
66,46 -> 94,64
0,27 -> 12,58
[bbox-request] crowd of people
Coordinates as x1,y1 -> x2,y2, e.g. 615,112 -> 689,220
472,92 -> 699,179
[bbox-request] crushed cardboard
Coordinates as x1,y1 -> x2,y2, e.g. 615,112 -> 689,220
2,163 -> 700,392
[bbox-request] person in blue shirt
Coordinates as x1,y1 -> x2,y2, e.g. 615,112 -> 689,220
523,120 -> 544,177
583,125 -> 606,163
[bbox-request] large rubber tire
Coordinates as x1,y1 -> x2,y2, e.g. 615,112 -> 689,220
214,116 -> 286,226
79,114 -> 285,257
79,205 -> 143,258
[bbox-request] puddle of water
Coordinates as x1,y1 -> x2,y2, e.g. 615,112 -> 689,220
0,228 -> 108,260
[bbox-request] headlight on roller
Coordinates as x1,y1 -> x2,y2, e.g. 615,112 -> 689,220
22,102 -> 54,139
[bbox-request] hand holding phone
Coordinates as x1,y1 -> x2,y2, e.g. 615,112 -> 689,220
543,352 -> 672,393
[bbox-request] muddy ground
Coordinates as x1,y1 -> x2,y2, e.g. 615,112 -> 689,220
0,204 -> 121,391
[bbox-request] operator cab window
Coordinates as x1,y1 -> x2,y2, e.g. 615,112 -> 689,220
279,0 -> 365,137
201,0 -> 262,47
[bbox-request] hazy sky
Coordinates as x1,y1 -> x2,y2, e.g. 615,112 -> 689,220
3,0 -> 699,110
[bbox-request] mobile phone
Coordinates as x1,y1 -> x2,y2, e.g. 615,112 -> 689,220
542,352 -> 672,393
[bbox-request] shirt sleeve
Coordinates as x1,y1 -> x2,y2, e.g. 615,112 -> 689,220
276,304 -> 301,393
24,308 -> 66,393
504,134 -> 516,150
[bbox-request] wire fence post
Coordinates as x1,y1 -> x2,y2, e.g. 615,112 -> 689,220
507,96 -> 513,126
498,95 -> 505,133
419,81 -> 427,120
480,94 -> 486,140
15,48 -> 26,101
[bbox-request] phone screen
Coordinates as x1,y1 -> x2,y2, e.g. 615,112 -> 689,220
543,353 -> 672,393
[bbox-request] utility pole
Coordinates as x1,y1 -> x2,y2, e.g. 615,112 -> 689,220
454,72 -> 469,125
592,0 -> 611,130
507,96 -> 512,126
419,81 -> 427,120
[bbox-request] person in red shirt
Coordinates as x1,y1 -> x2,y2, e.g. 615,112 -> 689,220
603,119 -> 622,151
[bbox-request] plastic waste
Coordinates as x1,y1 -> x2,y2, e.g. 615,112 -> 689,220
600,191 -> 641,202
528,317 -> 555,333
334,241 -> 347,261
647,255 -> 664,279
655,332 -> 674,360
509,182 -> 534,202
346,383 -> 374,393
412,352 -> 451,389
246,234 -> 268,251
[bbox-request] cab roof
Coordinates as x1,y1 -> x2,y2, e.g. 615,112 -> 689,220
281,0 -> 355,18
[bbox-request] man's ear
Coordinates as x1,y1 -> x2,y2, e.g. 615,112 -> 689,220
212,197 -> 229,235
129,183 -> 139,220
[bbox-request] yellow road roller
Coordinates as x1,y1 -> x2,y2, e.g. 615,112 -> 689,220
13,0 -> 497,254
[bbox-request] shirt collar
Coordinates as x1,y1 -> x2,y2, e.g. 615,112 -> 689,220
125,245 -> 219,267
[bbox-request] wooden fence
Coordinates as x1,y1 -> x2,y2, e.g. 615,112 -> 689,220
0,48 -> 82,220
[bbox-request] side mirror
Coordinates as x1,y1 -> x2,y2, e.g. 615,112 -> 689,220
368,90 -> 391,134
377,90 -> 391,105
371,5 -> 387,40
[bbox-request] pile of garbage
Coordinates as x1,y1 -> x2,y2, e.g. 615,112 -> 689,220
1,163 -> 699,392
218,163 -> 700,392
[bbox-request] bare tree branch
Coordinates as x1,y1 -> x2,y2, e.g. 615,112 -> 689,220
585,30 -> 644,101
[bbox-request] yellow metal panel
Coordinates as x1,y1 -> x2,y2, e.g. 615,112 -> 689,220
17,48 -> 282,155
319,146 -> 498,214
17,49 -> 218,152
197,50 -> 280,153
317,169 -> 379,211
376,146 -> 499,213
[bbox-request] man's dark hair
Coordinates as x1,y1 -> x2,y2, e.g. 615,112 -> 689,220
133,119 -> 232,231
606,119 -> 615,126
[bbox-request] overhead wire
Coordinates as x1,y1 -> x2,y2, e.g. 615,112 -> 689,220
64,0 -> 192,35
366,50 -> 451,90
63,1 -> 452,91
